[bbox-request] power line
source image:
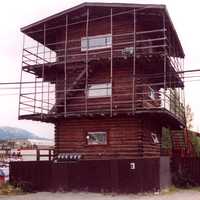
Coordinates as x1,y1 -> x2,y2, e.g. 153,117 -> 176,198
177,69 -> 200,74
0,68 -> 198,97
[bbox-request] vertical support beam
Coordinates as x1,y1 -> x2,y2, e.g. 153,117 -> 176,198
182,59 -> 186,124
41,23 -> 46,117
132,9 -> 136,113
36,149 -> 40,161
18,34 -> 25,119
168,28 -> 172,113
179,87 -> 181,118
48,50 -> 52,114
64,15 -> 68,118
182,88 -> 185,122
48,149 -> 52,161
50,49 -> 52,63
85,8 -> 89,114
47,82 -> 50,112
163,12 -> 167,109
34,77 -> 37,114
110,8 -> 113,117
34,42 -> 39,114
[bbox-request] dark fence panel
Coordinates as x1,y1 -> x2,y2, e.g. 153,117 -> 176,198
10,161 -> 52,191
118,159 -> 160,193
10,158 -> 160,193
171,157 -> 200,187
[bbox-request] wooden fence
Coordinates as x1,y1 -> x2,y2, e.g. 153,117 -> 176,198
10,158 -> 160,193
171,157 -> 200,187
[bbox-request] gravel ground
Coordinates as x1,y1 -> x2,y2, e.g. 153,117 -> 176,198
1,190 -> 200,200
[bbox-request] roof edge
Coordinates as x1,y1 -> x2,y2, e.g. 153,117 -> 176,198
21,2 -> 165,32
20,2 -> 184,58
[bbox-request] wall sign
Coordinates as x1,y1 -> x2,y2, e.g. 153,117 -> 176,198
130,162 -> 135,170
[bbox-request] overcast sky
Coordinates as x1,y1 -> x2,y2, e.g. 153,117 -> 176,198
0,0 -> 199,138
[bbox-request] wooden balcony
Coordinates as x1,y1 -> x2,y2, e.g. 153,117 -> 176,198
19,78 -> 185,127
19,28 -> 185,126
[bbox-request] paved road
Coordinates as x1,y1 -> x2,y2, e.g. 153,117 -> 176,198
1,190 -> 200,200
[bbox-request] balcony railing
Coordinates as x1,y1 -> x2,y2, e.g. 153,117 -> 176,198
19,79 -> 185,124
19,27 -> 185,124
22,28 -> 184,77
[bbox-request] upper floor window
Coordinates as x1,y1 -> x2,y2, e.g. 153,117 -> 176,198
81,34 -> 112,51
87,83 -> 112,98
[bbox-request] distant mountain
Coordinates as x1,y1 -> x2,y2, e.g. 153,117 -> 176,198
0,127 -> 43,140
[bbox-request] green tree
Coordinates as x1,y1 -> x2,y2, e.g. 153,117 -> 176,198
185,104 -> 193,130
161,127 -> 172,150
185,104 -> 200,156
190,133 -> 200,157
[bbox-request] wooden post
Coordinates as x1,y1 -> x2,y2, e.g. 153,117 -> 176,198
85,8 -> 89,115
48,149 -> 51,161
132,9 -> 136,113
64,15 -> 68,118
110,8 -> 113,117
36,149 -> 40,161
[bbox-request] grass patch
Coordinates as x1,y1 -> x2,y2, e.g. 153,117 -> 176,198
189,186 -> 200,192
0,183 -> 24,195
160,185 -> 180,195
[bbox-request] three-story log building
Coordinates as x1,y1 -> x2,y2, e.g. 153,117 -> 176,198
14,2 -> 186,192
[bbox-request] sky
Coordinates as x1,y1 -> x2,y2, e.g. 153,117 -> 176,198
0,0 -> 199,138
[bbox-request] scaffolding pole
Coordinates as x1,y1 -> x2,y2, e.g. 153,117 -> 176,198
41,23 -> 46,117
85,8 -> 89,115
18,8 -> 186,123
110,8 -> 113,117
34,42 -> 39,114
47,82 -> 50,112
64,14 -> 68,117
163,12 -> 167,109
18,34 -> 25,119
168,27 -> 172,112
132,9 -> 136,113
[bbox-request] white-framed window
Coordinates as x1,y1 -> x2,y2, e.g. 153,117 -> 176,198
81,34 -> 112,51
151,132 -> 159,144
86,131 -> 107,145
148,86 -> 155,100
87,83 -> 112,98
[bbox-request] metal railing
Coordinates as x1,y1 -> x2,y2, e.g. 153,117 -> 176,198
19,17 -> 185,123
19,78 -> 185,123
21,29 -> 183,74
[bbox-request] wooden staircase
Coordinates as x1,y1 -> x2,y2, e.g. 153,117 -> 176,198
171,130 -> 186,157
67,63 -> 94,96
50,62 -> 96,114
172,128 -> 195,157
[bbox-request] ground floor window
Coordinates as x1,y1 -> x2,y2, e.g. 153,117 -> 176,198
86,131 -> 107,145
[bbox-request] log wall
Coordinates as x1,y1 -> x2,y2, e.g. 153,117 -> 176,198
55,59 -> 161,115
55,116 -> 161,159
53,10 -> 163,115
